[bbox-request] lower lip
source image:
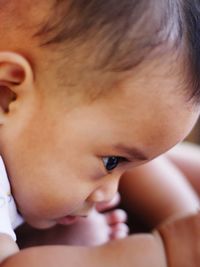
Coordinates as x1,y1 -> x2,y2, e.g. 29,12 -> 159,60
57,216 -> 79,225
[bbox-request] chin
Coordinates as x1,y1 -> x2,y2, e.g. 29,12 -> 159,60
26,219 -> 56,230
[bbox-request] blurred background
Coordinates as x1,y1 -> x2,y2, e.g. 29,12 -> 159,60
186,118 -> 200,144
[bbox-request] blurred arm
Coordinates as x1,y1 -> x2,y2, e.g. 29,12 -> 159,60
167,142 -> 200,195
119,154 -> 199,228
1,234 -> 167,267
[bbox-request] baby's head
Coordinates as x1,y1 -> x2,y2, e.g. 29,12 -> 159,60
0,0 -> 199,228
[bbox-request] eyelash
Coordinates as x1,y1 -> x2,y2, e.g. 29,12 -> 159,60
102,156 -> 128,172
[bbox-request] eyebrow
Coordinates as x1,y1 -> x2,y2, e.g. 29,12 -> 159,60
114,144 -> 149,161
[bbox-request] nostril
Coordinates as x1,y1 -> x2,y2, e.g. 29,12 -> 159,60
87,177 -> 120,204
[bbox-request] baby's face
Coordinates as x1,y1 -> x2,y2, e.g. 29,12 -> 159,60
1,56 -> 199,229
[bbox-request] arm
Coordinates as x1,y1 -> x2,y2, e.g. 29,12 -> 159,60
157,212 -> 200,267
119,154 -> 199,228
1,234 -> 167,267
4,213 -> 200,267
166,142 -> 200,195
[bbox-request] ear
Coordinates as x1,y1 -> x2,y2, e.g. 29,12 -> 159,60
0,52 -> 34,124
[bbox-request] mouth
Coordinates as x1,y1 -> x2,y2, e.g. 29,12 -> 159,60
57,215 -> 87,225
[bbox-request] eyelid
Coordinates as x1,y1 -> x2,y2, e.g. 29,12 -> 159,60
117,156 -> 129,164
103,156 -> 129,163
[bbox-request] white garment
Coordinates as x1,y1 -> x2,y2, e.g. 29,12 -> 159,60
0,157 -> 24,241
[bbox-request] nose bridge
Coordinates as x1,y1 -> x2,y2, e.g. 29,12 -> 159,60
88,174 -> 120,204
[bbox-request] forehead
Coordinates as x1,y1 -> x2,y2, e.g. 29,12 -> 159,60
35,39 -> 199,159
85,57 -> 199,156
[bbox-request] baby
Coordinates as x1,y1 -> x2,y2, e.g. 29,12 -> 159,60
0,0 -> 200,267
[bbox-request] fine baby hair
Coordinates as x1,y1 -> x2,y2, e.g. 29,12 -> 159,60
32,0 -> 200,104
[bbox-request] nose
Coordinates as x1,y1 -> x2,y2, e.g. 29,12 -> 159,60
87,175 -> 120,204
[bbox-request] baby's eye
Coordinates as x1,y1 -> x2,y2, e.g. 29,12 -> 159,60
102,156 -> 127,171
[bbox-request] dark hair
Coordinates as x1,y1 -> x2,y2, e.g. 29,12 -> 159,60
183,1 -> 200,104
35,0 -> 200,104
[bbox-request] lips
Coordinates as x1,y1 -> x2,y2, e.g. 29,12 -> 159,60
57,215 -> 80,225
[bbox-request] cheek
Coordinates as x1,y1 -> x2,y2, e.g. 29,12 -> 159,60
2,117 -> 101,219
25,178 -> 81,209
16,183 -> 83,223
9,161 -> 89,221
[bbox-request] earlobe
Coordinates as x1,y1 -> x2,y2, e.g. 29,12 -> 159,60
0,52 -> 34,124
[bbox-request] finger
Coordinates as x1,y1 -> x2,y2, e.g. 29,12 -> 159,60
110,224 -> 129,240
105,209 -> 128,225
110,223 -> 130,234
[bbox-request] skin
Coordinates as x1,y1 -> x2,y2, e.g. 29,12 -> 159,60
167,142 -> 200,195
120,154 -> 199,230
